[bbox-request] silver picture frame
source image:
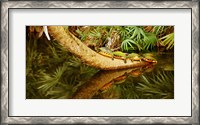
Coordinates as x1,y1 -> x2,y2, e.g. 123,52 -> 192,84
1,1 -> 199,124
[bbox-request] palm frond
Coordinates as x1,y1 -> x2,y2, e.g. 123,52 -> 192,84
45,84 -> 74,99
76,29 -> 87,41
37,66 -> 66,92
143,33 -> 158,50
152,26 -> 166,35
136,70 -> 174,99
121,39 -> 142,52
159,33 -> 174,50
89,29 -> 102,38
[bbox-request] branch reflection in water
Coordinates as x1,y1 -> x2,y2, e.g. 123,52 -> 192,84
73,53 -> 174,99
72,63 -> 156,99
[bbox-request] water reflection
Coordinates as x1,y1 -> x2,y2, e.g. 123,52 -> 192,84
72,53 -> 174,99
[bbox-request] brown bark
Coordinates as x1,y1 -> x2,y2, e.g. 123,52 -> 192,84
48,26 -> 151,70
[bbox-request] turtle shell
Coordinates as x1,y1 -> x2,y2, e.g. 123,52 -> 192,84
127,53 -> 142,61
132,56 -> 141,61
142,54 -> 157,63
142,53 -> 155,57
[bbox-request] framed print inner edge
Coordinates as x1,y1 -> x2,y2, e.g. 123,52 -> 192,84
1,1 -> 199,124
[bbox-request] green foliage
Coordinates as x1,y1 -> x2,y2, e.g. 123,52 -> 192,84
121,39 -> 142,52
118,26 -> 129,40
136,71 -> 174,99
75,26 -> 113,43
73,26 -> 174,52
37,66 -> 66,93
160,33 -> 174,50
76,29 -> 87,41
89,28 -> 102,38
118,26 -> 158,52
118,70 -> 174,99
143,33 -> 158,50
152,26 -> 166,35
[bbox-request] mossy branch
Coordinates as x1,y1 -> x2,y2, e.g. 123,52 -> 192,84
48,26 -> 150,70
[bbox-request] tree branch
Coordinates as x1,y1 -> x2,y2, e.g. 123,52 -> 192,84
48,26 -> 151,70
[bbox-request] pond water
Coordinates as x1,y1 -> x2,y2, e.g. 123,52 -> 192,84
73,53 -> 174,99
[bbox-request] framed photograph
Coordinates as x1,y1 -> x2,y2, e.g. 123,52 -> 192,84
1,1 -> 199,124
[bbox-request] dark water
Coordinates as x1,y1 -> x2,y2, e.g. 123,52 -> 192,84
90,53 -> 174,99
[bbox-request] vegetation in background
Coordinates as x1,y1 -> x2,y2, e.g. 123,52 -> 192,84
70,26 -> 174,53
26,26 -> 174,99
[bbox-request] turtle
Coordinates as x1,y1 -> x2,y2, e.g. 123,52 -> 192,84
142,53 -> 157,63
126,53 -> 142,62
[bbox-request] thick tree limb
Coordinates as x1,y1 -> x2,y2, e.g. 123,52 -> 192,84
48,26 -> 151,70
